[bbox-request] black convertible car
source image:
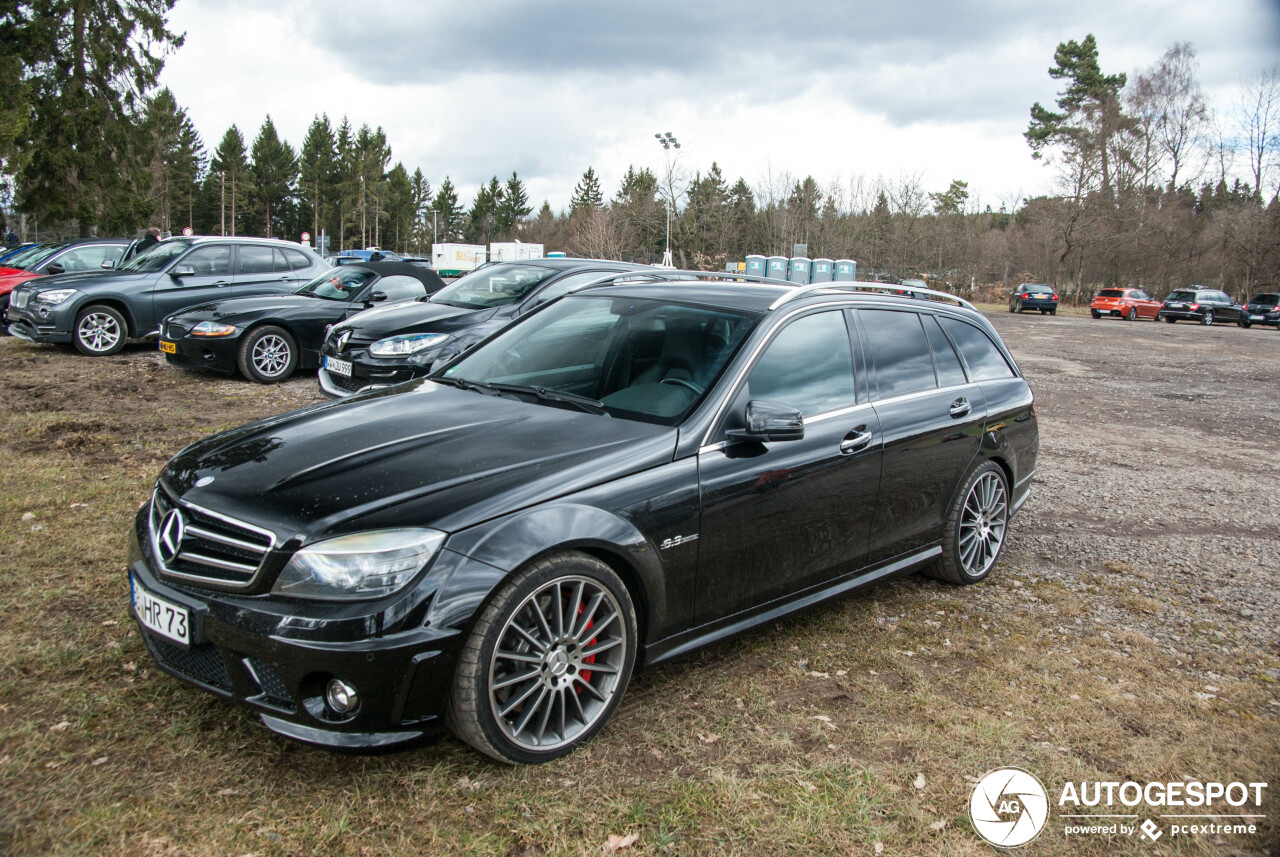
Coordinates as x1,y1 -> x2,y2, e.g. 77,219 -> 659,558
159,262 -> 445,382
127,278 -> 1037,764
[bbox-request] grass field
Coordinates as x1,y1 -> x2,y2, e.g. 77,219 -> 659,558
1,322 -> 1276,856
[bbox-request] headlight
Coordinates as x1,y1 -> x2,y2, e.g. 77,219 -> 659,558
33,288 -> 77,305
272,528 -> 446,601
190,321 -> 238,337
369,332 -> 450,357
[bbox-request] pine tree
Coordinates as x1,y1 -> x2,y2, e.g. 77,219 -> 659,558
409,168 -> 432,252
384,163 -> 414,253
210,126 -> 251,236
299,114 -> 338,248
496,171 -> 532,238
16,0 -> 184,235
467,176 -> 504,244
432,177 -> 464,241
250,116 -> 298,239
570,167 -> 604,213
335,117 -> 354,250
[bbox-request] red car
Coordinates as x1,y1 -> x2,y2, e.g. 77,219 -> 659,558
0,239 -> 133,320
1090,288 -> 1161,321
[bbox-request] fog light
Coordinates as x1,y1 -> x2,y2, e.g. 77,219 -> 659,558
325,678 -> 358,714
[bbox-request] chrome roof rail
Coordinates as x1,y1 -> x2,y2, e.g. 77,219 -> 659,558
767,281 -> 978,312
568,268 -> 794,294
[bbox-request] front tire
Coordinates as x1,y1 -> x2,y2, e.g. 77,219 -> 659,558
73,304 -> 127,356
237,325 -> 298,383
447,551 -> 637,765
928,462 -> 1009,585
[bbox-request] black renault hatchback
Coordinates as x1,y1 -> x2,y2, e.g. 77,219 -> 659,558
317,258 -> 651,396
128,279 -> 1037,764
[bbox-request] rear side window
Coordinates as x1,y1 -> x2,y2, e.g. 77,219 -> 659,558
860,310 -> 936,400
238,246 -> 274,274
283,248 -> 312,270
938,318 -> 1016,381
747,310 -> 855,416
923,316 -> 967,387
374,275 -> 428,302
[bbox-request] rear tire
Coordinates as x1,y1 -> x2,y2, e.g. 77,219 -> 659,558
1126,307 -> 1137,321
1090,309 -> 1101,319
1166,317 -> 1176,323
1201,311 -> 1214,326
926,462 -> 1010,585
72,304 -> 127,356
1049,308 -> 1056,316
1239,319 -> 1251,329
237,325 -> 297,383
447,551 -> 637,765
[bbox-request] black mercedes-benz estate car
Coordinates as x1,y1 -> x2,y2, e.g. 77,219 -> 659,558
158,262 -> 447,383
1160,287 -> 1243,325
1008,284 -> 1058,314
6,236 -> 327,355
317,258 -> 651,397
127,278 -> 1038,764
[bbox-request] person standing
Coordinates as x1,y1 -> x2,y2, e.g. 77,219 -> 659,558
136,226 -> 161,254
4,226 -> 17,248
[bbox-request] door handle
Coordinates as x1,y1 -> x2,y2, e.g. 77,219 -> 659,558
214,280 -> 229,287
278,275 -> 290,281
949,398 -> 971,418
840,425 -> 873,453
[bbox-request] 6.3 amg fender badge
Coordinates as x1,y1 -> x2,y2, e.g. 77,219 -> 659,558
659,533 -> 698,550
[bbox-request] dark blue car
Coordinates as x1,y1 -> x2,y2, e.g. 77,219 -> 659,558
1008,284 -> 1058,315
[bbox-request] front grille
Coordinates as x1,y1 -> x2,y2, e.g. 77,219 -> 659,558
12,291 -> 28,309
166,323 -> 186,339
144,635 -> 231,692
324,369 -> 366,393
150,487 -> 275,588
244,658 -> 294,710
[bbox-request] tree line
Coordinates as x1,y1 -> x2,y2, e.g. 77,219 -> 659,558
1,5 -> 1276,299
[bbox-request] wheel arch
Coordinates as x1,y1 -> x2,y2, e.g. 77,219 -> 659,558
75,296 -> 138,336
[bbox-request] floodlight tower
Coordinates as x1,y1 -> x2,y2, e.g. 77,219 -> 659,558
653,131 -> 680,268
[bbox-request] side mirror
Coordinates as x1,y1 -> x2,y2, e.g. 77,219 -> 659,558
45,263 -> 64,275
726,399 -> 805,443
171,265 -> 195,278
367,290 -> 388,303
100,260 -> 116,269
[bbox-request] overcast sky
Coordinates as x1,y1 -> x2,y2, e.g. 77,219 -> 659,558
159,0 -> 1280,215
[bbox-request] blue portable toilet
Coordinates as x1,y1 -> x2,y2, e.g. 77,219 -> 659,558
745,254 -> 766,278
788,257 -> 811,284
834,259 -> 857,281
547,251 -> 567,258
766,255 -> 788,280
811,258 -> 834,283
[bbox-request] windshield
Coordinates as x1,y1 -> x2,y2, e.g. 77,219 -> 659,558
1167,291 -> 1197,301
120,239 -> 193,273
5,242 -> 65,270
297,267 -> 373,300
443,295 -> 760,426
431,263 -> 555,309
1248,293 -> 1279,305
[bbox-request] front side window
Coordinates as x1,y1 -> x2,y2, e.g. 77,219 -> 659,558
530,270 -> 619,306
182,245 -> 232,277
746,310 -> 855,416
860,309 -> 937,399
297,268 -> 375,300
431,263 -> 555,309
445,295 -> 758,425
939,318 -> 1015,381
121,239 -> 192,273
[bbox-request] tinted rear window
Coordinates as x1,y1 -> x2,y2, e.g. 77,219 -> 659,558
1021,285 -> 1053,294
1250,294 -> 1279,305
1097,289 -> 1124,298
1168,291 -> 1197,301
938,318 -> 1016,382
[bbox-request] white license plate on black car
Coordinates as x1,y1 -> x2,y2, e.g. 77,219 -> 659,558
324,356 -> 352,377
1251,314 -> 1264,321
131,574 -> 190,645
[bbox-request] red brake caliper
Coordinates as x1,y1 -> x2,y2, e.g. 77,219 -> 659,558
576,601 -> 595,687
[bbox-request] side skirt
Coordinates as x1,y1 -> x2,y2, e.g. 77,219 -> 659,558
643,545 -> 942,667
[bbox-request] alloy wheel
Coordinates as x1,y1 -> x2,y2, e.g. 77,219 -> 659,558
957,471 -> 1008,578
487,576 -> 627,752
77,311 -> 121,353
251,334 -> 292,377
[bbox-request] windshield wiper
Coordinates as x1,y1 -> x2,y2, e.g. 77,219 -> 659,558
488,383 -> 610,416
431,375 -> 506,397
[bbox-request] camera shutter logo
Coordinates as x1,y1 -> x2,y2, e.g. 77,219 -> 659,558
969,767 -> 1050,847
158,509 -> 186,565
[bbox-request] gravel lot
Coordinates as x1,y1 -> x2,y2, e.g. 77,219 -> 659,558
992,312 -> 1279,676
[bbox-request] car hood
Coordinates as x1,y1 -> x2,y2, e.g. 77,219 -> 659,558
16,270 -> 152,292
167,294 -> 350,324
160,381 -> 677,545
336,299 -> 495,339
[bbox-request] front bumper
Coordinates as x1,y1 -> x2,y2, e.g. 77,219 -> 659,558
161,332 -> 239,373
127,507 -> 474,751
317,348 -> 429,398
6,305 -> 73,343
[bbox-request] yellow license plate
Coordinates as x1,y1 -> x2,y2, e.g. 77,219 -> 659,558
159,340 -> 176,354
